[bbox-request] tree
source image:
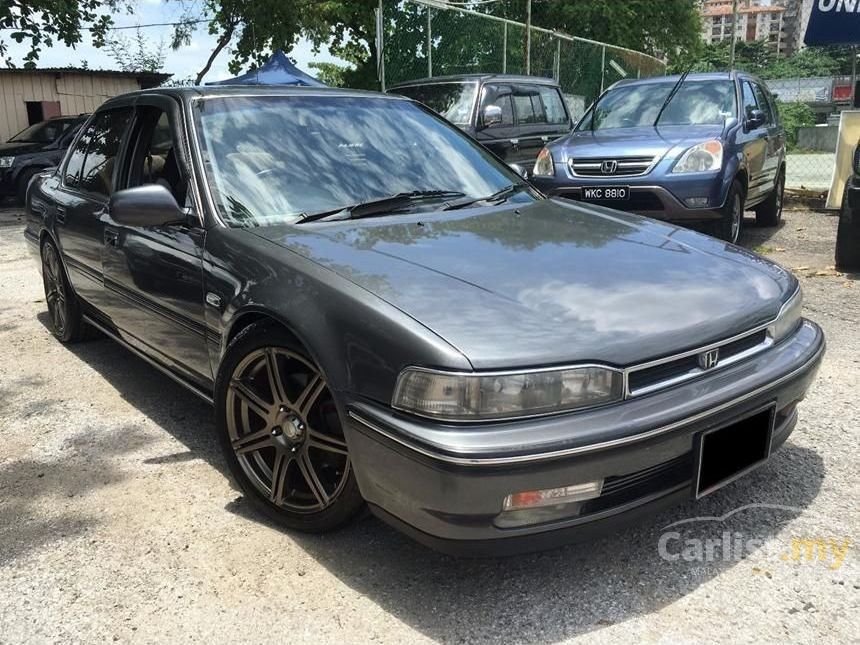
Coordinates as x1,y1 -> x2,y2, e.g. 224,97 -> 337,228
307,61 -> 352,87
105,29 -> 165,73
0,0 -> 127,67
775,100 -> 815,150
765,47 -> 842,80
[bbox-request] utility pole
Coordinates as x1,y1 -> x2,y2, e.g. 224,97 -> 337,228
729,0 -> 739,69
525,0 -> 531,75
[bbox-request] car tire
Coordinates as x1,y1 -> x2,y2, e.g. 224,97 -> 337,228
16,167 -> 41,205
755,168 -> 785,227
712,179 -> 744,243
41,239 -> 92,343
835,180 -> 860,272
215,322 -> 365,533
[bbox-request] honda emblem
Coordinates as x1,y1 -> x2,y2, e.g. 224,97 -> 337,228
698,348 -> 720,370
601,160 -> 618,174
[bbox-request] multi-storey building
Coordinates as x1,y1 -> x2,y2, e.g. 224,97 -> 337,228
700,0 -> 786,54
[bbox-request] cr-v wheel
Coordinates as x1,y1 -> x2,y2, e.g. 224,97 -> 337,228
216,322 -> 364,532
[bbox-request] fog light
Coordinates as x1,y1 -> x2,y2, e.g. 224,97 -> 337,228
502,480 -> 603,511
684,197 -> 709,207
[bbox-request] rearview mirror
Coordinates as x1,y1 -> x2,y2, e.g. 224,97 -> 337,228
109,184 -> 184,227
746,109 -> 766,130
482,105 -> 503,128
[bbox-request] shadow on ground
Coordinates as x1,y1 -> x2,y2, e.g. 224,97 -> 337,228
49,313 -> 826,642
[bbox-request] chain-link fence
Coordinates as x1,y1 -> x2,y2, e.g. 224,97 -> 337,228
765,75 -> 857,193
376,0 -> 665,120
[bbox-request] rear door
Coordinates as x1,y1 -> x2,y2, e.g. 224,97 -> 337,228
510,83 -> 571,165
100,96 -> 211,388
51,107 -> 132,315
473,83 -> 518,162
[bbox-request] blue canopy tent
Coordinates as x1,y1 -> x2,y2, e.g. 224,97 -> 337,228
208,50 -> 325,86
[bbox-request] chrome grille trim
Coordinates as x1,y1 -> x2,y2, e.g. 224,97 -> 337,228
623,323 -> 775,398
569,155 -> 658,177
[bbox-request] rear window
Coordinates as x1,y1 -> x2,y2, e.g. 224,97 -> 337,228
391,82 -> 478,126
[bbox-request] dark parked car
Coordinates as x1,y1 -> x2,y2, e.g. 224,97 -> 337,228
25,86 -> 823,555
836,139 -> 860,271
1,115 -> 87,203
388,74 -> 572,169
530,71 -> 786,243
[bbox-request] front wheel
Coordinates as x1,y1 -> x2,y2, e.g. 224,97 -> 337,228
711,180 -> 744,243
215,322 -> 364,532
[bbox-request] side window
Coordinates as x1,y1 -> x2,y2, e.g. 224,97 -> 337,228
741,81 -> 759,121
513,86 -> 547,125
480,84 -> 514,128
752,84 -> 775,125
127,108 -> 187,206
63,124 -> 93,188
538,87 -> 568,125
79,108 -> 132,197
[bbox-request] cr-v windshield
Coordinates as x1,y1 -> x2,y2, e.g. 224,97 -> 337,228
194,95 -> 524,227
577,80 -> 737,131
389,83 -> 477,126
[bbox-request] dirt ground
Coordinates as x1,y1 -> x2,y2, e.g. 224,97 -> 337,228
0,204 -> 857,644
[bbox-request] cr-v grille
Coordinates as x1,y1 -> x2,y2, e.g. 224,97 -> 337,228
569,156 -> 656,177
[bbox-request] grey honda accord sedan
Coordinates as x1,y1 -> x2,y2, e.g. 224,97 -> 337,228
24,86 -> 824,555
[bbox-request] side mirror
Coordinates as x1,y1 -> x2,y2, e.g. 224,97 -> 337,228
509,163 -> 529,179
109,184 -> 184,227
481,104 -> 503,128
746,109 -> 765,130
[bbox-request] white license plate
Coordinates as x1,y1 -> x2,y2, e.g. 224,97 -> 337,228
582,186 -> 629,201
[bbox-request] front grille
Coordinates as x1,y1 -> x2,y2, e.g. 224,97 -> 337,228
569,156 -> 656,177
627,328 -> 771,396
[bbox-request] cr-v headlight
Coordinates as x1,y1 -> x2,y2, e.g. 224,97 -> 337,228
672,140 -> 723,173
392,365 -> 623,421
532,147 -> 555,177
768,288 -> 803,343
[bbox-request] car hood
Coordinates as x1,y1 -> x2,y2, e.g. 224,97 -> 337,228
252,199 -> 794,369
0,141 -> 44,156
557,124 -> 725,160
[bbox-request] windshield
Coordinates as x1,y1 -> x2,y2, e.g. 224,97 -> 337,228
194,95 -> 524,227
9,120 -> 74,143
577,80 -> 737,130
390,83 -> 478,126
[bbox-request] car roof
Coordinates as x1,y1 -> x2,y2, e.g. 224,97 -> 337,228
97,84 -> 396,109
611,70 -> 764,89
388,74 -> 559,88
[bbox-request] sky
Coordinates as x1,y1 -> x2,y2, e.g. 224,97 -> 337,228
3,0 -> 346,82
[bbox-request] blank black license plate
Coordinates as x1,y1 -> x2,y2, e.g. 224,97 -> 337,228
582,186 -> 629,201
694,406 -> 775,499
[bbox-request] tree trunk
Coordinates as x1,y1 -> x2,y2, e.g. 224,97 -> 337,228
196,23 -> 235,84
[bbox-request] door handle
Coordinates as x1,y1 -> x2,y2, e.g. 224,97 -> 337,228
55,206 -> 66,224
104,228 -> 119,247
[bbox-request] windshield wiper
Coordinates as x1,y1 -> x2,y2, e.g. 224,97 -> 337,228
296,190 -> 466,223
653,68 -> 691,127
442,183 -> 529,211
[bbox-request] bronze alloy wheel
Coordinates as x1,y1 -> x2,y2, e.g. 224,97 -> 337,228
225,347 -> 350,513
41,242 -> 68,336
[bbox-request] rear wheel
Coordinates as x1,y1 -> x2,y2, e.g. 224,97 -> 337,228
835,180 -> 860,272
216,323 -> 364,532
711,180 -> 744,243
41,240 -> 91,343
755,168 -> 785,227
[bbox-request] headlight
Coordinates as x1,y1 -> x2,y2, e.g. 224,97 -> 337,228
532,147 -> 555,177
768,288 -> 803,343
0,156 -> 14,168
672,140 -> 723,174
392,365 -> 623,421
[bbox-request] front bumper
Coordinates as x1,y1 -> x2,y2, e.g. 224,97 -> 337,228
531,169 -> 730,223
343,320 -> 824,556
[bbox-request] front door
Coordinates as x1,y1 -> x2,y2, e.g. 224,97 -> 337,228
740,80 -> 770,203
100,98 -> 212,390
473,83 -> 518,162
